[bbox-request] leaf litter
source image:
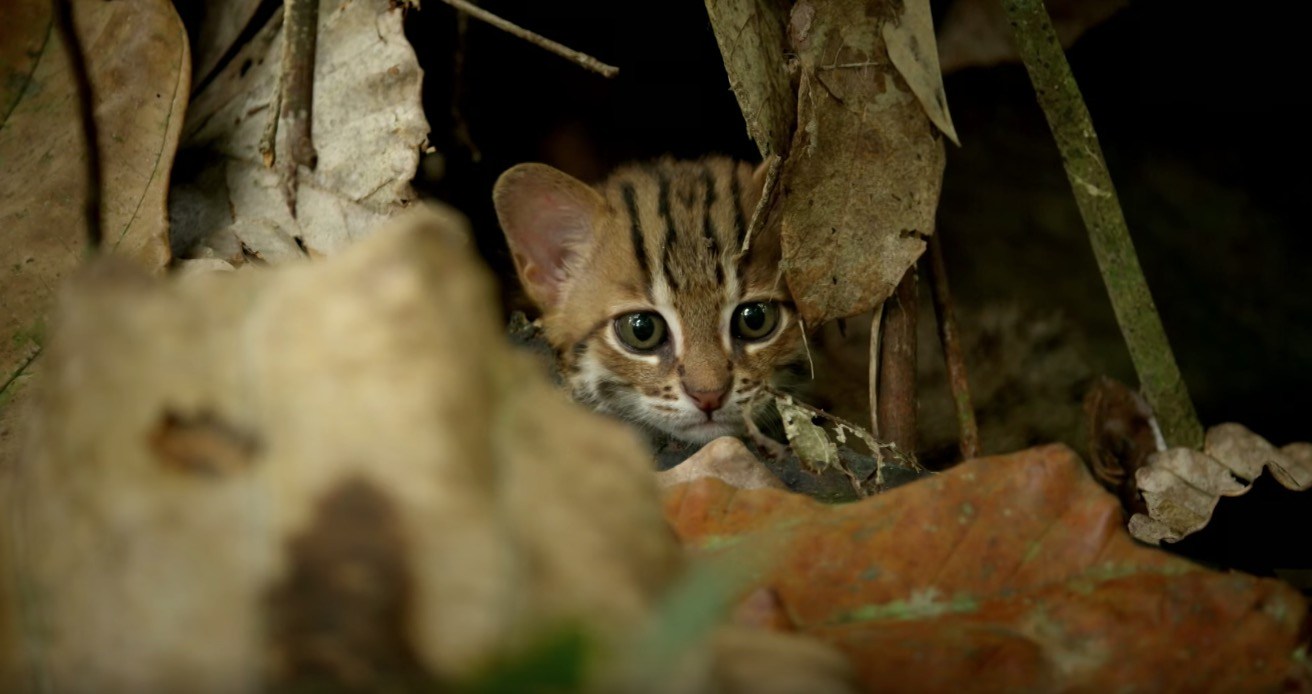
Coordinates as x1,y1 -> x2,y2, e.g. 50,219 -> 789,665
171,0 -> 429,267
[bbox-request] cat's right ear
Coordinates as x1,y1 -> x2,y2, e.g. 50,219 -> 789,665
493,163 -> 605,309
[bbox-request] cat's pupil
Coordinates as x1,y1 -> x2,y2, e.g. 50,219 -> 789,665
631,314 -> 655,341
742,304 -> 766,330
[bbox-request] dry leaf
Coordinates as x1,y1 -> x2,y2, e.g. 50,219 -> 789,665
4,206 -> 681,688
882,0 -> 959,144
777,398 -> 841,474
172,0 -> 428,263
1129,423 -> 1312,545
663,444 -> 1309,691
778,0 -> 946,325
1,0 -> 186,384
3,206 -> 849,693
703,0 -> 797,157
657,437 -> 786,491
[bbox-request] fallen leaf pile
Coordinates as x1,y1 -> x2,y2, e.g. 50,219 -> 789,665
663,444 -> 1310,691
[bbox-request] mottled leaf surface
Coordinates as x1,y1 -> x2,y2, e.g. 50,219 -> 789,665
173,0 -> 428,265
778,0 -> 946,324
0,0 -> 185,396
663,444 -> 1308,691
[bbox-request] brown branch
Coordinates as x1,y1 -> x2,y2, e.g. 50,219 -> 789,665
278,0 -> 320,216
877,266 -> 918,455
868,304 -> 883,438
738,154 -> 781,255
925,233 -> 980,460
54,0 -> 102,251
437,0 -> 619,78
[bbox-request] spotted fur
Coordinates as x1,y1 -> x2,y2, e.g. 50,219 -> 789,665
494,157 -> 805,443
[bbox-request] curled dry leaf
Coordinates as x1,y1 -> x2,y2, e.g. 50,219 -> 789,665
172,0 -> 428,264
1129,423 -> 1312,545
662,444 -> 1309,691
1,0 -> 186,386
778,0 -> 946,325
703,0 -> 796,158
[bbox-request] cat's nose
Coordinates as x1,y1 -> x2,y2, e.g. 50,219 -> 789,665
683,383 -> 729,413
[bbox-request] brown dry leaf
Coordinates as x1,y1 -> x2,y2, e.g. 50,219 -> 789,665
703,0 -> 796,157
663,444 -> 1309,691
1129,423 -> 1312,545
937,0 -> 1127,74
172,0 -> 428,265
777,0 -> 946,325
882,0 -> 959,144
0,0 -> 186,389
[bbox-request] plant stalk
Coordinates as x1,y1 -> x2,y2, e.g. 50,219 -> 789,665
1001,0 -> 1203,448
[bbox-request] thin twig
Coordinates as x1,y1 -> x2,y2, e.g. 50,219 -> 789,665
278,0 -> 320,217
739,154 -> 781,255
260,82 -> 281,168
438,0 -> 619,78
868,303 -> 884,438
877,267 -> 919,455
925,232 -> 980,460
53,0 -> 102,251
450,11 -> 482,161
1002,0 -> 1203,449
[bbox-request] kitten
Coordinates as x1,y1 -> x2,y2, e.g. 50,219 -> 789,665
494,157 -> 806,444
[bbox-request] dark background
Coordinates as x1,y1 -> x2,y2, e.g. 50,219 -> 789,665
404,0 -> 1311,577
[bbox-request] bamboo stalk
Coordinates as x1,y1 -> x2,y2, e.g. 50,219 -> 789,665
877,267 -> 919,455
1001,0 -> 1203,448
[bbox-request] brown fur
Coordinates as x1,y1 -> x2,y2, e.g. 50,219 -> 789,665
495,157 -> 804,443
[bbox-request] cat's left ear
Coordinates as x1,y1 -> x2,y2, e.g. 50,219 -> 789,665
493,163 -> 605,309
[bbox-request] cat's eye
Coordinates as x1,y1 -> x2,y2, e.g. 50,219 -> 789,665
615,312 -> 668,351
732,302 -> 781,341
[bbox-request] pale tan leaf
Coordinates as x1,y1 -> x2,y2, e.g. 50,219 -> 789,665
174,0 -> 428,263
656,437 -> 786,491
778,398 -> 840,474
1129,423 -> 1312,544
704,0 -> 796,158
882,0 -> 959,145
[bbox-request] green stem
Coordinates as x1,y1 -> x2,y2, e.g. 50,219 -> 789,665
1001,0 -> 1203,448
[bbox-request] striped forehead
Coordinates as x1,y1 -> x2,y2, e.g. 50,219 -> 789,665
600,158 -> 756,318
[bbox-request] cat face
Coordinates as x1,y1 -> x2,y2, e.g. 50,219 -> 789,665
494,157 -> 805,444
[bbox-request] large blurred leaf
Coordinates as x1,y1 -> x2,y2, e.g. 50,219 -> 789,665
663,444 -> 1308,690
0,0 -> 186,397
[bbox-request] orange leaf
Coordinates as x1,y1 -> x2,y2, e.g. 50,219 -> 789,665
663,444 -> 1308,690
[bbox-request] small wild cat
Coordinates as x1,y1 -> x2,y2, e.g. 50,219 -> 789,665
494,157 -> 806,444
